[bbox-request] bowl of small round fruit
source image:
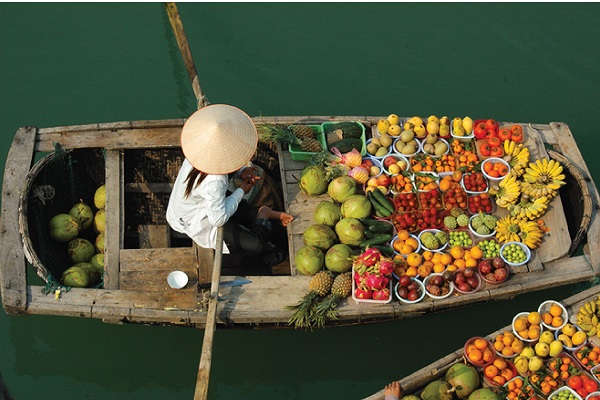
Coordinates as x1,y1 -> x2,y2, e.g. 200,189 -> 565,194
451,267 -> 482,294
423,272 -> 454,299
478,257 -> 510,284
395,275 -> 426,304
500,242 -> 531,268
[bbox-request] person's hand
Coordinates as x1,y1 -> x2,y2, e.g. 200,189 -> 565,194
240,167 -> 258,181
239,174 -> 259,194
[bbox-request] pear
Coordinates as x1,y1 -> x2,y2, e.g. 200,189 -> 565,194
549,340 -> 564,357
439,124 -> 450,137
401,143 -> 416,155
426,133 -> 439,145
572,331 -> 587,346
426,120 -> 440,135
462,116 -> 474,134
439,116 -> 450,126
562,323 -> 577,337
366,143 -> 378,155
534,341 -> 549,357
453,126 -> 466,137
400,129 -> 415,143
539,330 -> 554,344
520,347 -> 535,359
414,124 -> 427,139
379,133 -> 393,148
394,140 -> 406,153
434,141 -> 448,156
452,117 -> 463,130
371,137 -> 381,146
377,119 -> 390,134
375,146 -> 389,157
423,143 -> 435,155
514,356 -> 529,375
528,356 -> 544,372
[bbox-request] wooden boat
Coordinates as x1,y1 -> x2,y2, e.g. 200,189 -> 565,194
0,117 -> 598,328
362,282 -> 600,400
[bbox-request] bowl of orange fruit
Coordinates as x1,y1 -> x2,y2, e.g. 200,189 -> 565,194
492,330 -> 525,359
390,231 -> 421,257
512,311 -> 544,343
481,157 -> 511,183
483,357 -> 517,387
538,300 -> 568,331
464,336 -> 496,369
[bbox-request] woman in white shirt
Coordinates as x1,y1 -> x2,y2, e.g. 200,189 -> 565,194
166,104 -> 293,266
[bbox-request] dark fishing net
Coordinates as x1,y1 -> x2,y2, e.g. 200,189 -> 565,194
26,146 -> 105,285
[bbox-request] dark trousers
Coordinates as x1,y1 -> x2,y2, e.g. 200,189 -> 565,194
222,199 -> 287,255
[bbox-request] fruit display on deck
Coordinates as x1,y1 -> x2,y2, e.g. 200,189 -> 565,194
274,114 -> 567,328
396,299 -> 600,400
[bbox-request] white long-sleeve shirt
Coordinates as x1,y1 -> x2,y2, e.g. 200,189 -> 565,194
166,159 -> 244,253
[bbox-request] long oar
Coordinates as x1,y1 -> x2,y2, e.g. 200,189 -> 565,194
164,3 -> 221,399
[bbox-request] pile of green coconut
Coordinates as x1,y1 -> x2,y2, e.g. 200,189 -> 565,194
48,185 -> 106,288
402,362 -> 499,400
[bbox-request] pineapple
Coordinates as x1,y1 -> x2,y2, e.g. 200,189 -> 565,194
286,270 -> 333,329
292,125 -> 315,140
311,272 -> 352,328
257,123 -> 321,152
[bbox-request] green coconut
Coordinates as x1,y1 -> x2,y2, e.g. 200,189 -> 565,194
303,224 -> 338,251
445,362 -> 480,399
324,244 -> 353,273
95,233 -> 105,253
61,265 -> 90,288
90,253 -> 104,276
67,238 -> 95,263
294,245 -> 324,276
48,213 -> 80,243
467,388 -> 499,400
94,185 -> 106,209
93,209 -> 106,234
69,201 -> 94,231
299,166 -> 328,196
420,380 -> 453,400
328,176 -> 357,203
334,217 -> 365,246
340,194 -> 372,219
313,200 -> 342,227
73,262 -> 99,286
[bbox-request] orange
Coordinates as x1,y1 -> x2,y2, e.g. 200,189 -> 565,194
454,259 -> 466,269
405,266 -> 418,277
493,375 -> 507,386
513,317 -> 528,332
484,365 -> 499,379
528,311 -> 542,325
482,348 -> 494,362
470,246 -> 483,260
501,347 -> 515,357
439,178 -> 451,192
433,262 -> 446,273
440,253 -> 453,266
465,258 -> 478,268
450,245 -> 465,259
550,304 -> 563,317
406,253 -> 422,268
468,348 -> 482,363
511,339 -> 524,354
422,250 -> 434,261
447,264 -> 457,272
399,244 -> 413,255
474,338 -> 489,350
528,325 -> 541,340
517,329 -> 529,339
418,264 -> 432,278
493,341 -> 504,352
405,237 -> 419,250
397,230 -> 410,241
501,368 -> 514,382
431,252 -> 442,264
551,316 -> 564,328
542,312 -> 553,325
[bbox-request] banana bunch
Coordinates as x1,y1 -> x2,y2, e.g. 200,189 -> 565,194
490,173 -> 521,208
507,195 -> 549,220
576,296 -> 600,337
495,215 -> 544,249
521,158 -> 566,200
503,140 -> 530,177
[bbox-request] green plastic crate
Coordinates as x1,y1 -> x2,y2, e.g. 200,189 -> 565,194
321,121 -> 367,156
287,125 -> 327,161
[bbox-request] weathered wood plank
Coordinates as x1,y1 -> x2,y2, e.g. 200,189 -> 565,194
0,126 -> 37,314
138,224 -> 170,248
103,150 -> 123,290
120,247 -> 196,271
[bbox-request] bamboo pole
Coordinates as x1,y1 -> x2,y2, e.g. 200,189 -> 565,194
164,2 -> 208,109
164,3 -> 221,399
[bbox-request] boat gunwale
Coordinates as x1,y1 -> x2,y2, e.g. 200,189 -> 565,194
1,118 -> 598,328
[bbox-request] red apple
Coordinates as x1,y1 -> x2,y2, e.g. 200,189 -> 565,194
383,156 -> 397,168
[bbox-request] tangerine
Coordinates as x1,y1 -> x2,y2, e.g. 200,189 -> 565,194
551,316 -> 564,328
405,237 -> 419,250
517,329 -> 529,339
494,341 -> 504,352
405,266 -> 418,277
400,244 -> 413,255
452,170 -> 463,182
431,252 -> 443,264
501,347 -> 515,357
440,178 -> 451,192
465,258 -> 478,268
528,311 -> 542,325
484,365 -> 499,379
433,263 -> 446,273
482,348 -> 494,362
513,317 -> 528,332
493,358 -> 507,370
454,259 -> 466,269
397,230 -> 410,241
493,375 -> 507,386
474,338 -> 489,350
528,325 -> 541,340
550,304 -> 563,317
440,253 -> 453,266
470,246 -> 483,260
468,348 -> 483,363
422,250 -> 434,261
542,312 -> 553,325
406,253 -> 422,268
450,246 -> 465,259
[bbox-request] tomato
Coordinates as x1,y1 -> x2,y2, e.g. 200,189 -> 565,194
568,375 -> 583,390
511,130 -> 524,143
490,146 -> 503,157
479,142 -> 492,156
498,128 -> 512,142
474,123 -> 488,139
511,124 -> 523,136
486,119 -> 499,132
488,136 -> 501,148
585,378 -> 599,393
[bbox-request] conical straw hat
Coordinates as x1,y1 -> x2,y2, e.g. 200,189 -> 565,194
181,104 -> 258,174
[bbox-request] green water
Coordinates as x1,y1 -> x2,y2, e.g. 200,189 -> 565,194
1,3 -> 599,399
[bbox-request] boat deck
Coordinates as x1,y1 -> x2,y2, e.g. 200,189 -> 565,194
0,118 -> 599,328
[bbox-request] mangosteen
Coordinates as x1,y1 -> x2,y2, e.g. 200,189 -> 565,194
467,276 -> 479,288
430,275 -> 443,286
397,286 -> 408,299
493,257 -> 505,269
407,281 -> 418,292
464,267 -> 476,278
454,273 -> 466,284
407,290 -> 419,301
485,272 -> 496,282
428,285 -> 441,296
458,282 -> 471,292
479,260 -> 493,274
442,270 -> 455,282
399,275 -> 411,288
495,267 -> 508,281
